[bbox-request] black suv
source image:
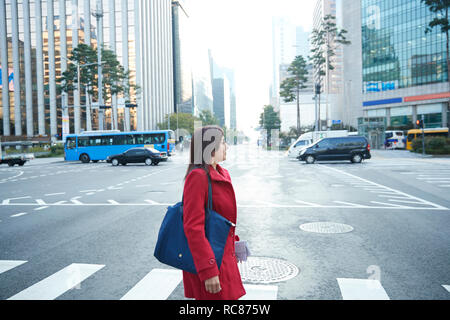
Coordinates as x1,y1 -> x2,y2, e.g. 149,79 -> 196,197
298,136 -> 371,164
107,147 -> 167,166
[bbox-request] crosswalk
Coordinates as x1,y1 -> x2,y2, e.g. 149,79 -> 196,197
1,260 -> 449,300
400,169 -> 450,189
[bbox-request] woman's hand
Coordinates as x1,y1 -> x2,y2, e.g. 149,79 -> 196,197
205,276 -> 221,294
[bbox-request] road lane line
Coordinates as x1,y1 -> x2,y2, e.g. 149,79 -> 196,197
34,206 -> 49,211
337,278 -> 390,300
120,269 -> 182,300
388,199 -> 425,205
10,212 -> 29,218
333,201 -> 369,208
2,196 -> 32,205
240,284 -> 278,300
8,263 -> 105,300
0,260 -> 27,274
370,201 -> 411,208
45,193 -> 66,196
323,166 -> 448,210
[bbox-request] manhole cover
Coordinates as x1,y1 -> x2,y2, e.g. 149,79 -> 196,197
238,257 -> 299,284
299,222 -> 354,234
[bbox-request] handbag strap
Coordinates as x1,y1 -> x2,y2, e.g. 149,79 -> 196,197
182,165 -> 213,211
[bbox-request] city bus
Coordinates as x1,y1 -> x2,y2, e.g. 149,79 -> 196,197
406,127 -> 449,151
64,130 -> 176,163
384,131 -> 406,149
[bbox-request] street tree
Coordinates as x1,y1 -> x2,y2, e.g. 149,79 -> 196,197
279,55 -> 309,134
198,109 -> 220,126
259,105 -> 281,148
421,0 -> 450,92
310,14 -> 351,129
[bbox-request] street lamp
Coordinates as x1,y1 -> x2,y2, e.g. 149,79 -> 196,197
92,0 -> 104,129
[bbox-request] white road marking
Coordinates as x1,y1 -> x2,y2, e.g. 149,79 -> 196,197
45,193 -> 66,196
0,260 -> 27,274
10,212 -> 29,218
370,201 -> 410,208
333,201 -> 368,208
144,200 -> 162,205
34,206 -> 49,211
438,185 -> 450,188
2,196 -> 32,205
240,284 -> 278,300
107,200 -> 120,205
36,199 -> 46,205
294,200 -> 321,207
323,165 -> 448,210
388,199 -> 424,205
120,269 -> 182,300
337,278 -> 390,300
443,285 -> 450,293
8,263 -> 105,300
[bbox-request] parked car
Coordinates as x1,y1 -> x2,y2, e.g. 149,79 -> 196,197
298,136 -> 371,164
106,147 -> 167,166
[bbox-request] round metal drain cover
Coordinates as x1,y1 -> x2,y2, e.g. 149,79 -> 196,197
238,257 -> 299,284
300,222 -> 353,234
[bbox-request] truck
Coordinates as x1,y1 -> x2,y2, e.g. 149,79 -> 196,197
287,130 -> 350,159
0,141 -> 34,166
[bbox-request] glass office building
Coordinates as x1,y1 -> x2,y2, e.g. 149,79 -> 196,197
361,0 -> 449,130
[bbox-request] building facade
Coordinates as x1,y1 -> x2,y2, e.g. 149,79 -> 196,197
0,0 -> 174,140
340,0 -> 449,148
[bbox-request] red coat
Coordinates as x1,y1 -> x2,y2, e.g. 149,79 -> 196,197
182,164 -> 246,300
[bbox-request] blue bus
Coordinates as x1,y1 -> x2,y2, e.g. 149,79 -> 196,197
64,130 -> 176,163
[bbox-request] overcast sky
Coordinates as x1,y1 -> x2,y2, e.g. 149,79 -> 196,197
187,0 -> 316,139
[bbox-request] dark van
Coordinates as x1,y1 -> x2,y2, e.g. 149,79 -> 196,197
298,136 -> 371,164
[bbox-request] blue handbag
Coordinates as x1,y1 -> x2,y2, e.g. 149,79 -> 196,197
153,167 -> 234,274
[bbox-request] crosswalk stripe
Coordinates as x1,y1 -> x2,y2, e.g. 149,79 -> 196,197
0,260 -> 27,275
7,263 -> 105,300
337,278 -> 390,300
240,284 -> 278,300
120,269 -> 182,300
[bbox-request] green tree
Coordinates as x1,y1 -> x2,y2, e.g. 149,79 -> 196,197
198,109 -> 220,126
422,0 -> 450,92
57,44 -> 139,128
310,14 -> 351,129
279,55 -> 309,134
259,105 -> 281,148
157,113 -> 200,136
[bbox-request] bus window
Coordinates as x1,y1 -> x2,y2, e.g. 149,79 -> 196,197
407,134 -> 416,142
89,137 -> 103,146
134,134 -> 145,145
66,138 -> 76,149
78,136 -> 89,147
124,135 -> 135,145
102,136 -> 114,146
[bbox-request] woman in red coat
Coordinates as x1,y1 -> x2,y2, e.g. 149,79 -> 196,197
182,125 -> 246,300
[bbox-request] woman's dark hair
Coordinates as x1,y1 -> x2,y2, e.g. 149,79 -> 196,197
184,125 -> 224,181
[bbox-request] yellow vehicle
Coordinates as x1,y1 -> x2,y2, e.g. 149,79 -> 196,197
406,127 -> 449,150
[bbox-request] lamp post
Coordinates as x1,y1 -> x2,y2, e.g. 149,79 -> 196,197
92,0 -> 104,130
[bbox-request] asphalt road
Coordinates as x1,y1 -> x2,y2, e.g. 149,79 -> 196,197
0,144 -> 449,300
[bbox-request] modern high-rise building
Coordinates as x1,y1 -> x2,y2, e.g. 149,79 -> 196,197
212,77 -> 230,128
0,0 -> 174,140
340,0 -> 449,148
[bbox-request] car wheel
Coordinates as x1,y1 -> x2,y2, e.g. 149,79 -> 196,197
112,158 -> 119,166
152,160 -> 160,166
145,158 -> 152,166
80,154 -> 90,163
305,155 -> 315,164
18,161 -> 25,166
8,162 -> 14,167
351,154 -> 363,164
121,162 -> 127,166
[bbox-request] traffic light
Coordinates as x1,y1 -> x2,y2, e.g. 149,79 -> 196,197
416,119 -> 424,129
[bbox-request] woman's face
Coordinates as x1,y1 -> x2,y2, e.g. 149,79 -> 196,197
213,136 -> 227,163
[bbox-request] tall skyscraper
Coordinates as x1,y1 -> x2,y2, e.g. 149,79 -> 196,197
0,0 -> 174,140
